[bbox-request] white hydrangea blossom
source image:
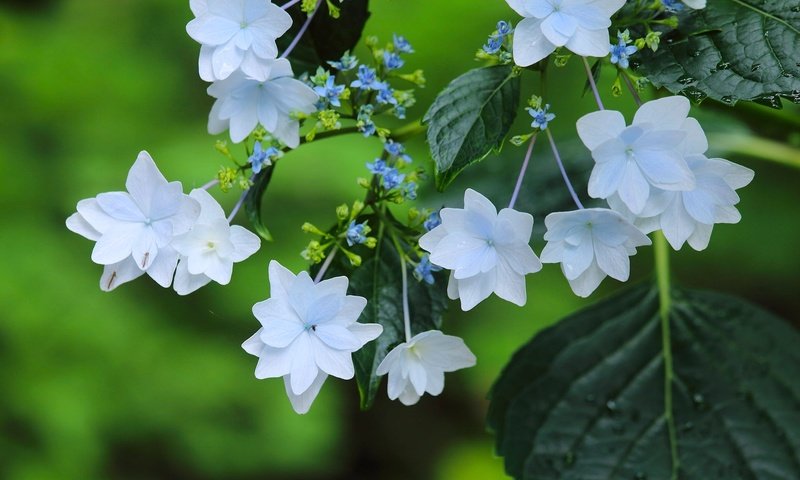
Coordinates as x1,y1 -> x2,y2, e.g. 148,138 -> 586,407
187,0 -> 292,81
682,0 -> 707,9
608,155 -> 754,250
376,330 -> 476,406
66,151 -> 200,290
242,261 -> 383,414
419,189 -> 542,311
576,96 -> 706,216
540,208 -> 651,297
506,0 -> 625,67
207,59 -> 318,146
171,189 -> 261,295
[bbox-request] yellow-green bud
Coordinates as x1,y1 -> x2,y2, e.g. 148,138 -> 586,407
318,110 -> 341,131
325,0 -> 340,18
217,166 -> 237,193
343,249 -> 362,267
527,95 -> 543,109
340,88 -> 351,100
365,35 -> 379,48
357,177 -> 371,189
612,77 -> 623,97
301,0 -> 316,13
351,200 -> 365,217
301,240 -> 325,263
645,31 -> 661,52
554,54 -> 571,67
635,38 -> 646,51
336,204 -> 349,221
238,175 -> 253,190
302,222 -> 326,235
408,207 -> 420,221
364,237 -> 377,249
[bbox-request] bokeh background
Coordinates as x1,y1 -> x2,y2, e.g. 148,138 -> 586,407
1,0 -> 798,479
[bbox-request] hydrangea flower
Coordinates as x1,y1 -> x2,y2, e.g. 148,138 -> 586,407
423,211 -> 441,231
382,167 -> 405,189
506,0 -> 625,66
366,158 -> 387,174
376,330 -> 476,406
242,261 -> 383,414
248,141 -> 280,174
663,0 -> 705,11
413,255 -> 441,285
383,51 -> 404,70
66,151 -> 200,290
207,59 -> 318,146
393,34 -> 414,53
496,20 -> 514,36
350,65 -> 386,91
610,37 -> 637,69
419,189 -> 542,311
403,181 -> 418,200
608,156 -> 754,251
384,140 -> 412,162
346,221 -> 368,246
357,104 -> 376,136
376,85 -> 398,105
540,208 -> 651,297
187,0 -> 292,81
171,189 -> 261,295
527,104 -> 555,130
327,51 -> 359,71
576,96 -> 699,215
313,76 -> 346,107
483,36 -> 504,54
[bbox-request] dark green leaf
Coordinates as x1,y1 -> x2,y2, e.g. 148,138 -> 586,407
635,0 -> 800,107
321,215 -> 449,409
244,164 -> 275,241
424,65 -> 521,191
279,0 -> 370,75
488,284 -> 800,479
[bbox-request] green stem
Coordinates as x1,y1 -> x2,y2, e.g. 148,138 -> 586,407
706,133 -> 800,170
391,118 -> 427,142
654,230 -> 679,480
299,125 -> 361,145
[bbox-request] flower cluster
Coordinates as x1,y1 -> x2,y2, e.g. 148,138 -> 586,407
67,152 -> 260,294
363,139 -> 420,202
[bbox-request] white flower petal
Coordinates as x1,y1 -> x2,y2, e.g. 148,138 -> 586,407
577,110 -> 627,150
349,323 -> 383,345
66,212 -> 101,241
173,258 -> 212,295
91,223 -> 142,265
564,27 -> 610,57
512,17 -> 556,67
255,344 -> 294,379
539,11 -> 577,46
311,335 -> 355,379
145,246 -> 178,287
99,257 -> 145,292
284,372 -> 327,415
313,324 -> 362,351
289,333 -> 319,395
186,14 -> 240,46
568,260 -> 606,297
241,327 -> 264,356
126,151 -> 169,212
633,96 -> 690,130
455,269 -> 496,311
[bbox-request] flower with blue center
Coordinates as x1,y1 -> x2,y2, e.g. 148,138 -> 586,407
383,51 -> 404,70
393,34 -> 414,54
376,85 -> 398,105
483,35 -> 504,54
366,158 -> 387,174
496,20 -> 513,36
328,51 -> 359,71
526,104 -> 556,130
382,168 -> 405,189
414,255 -> 442,285
313,76 -> 346,107
384,140 -> 412,162
249,141 -> 280,174
351,65 -> 386,91
610,38 -> 638,69
423,211 -> 441,231
346,221 -> 368,246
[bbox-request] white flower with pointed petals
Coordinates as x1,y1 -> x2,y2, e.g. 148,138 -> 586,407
577,96 -> 704,215
242,261 -> 383,414
376,330 -> 476,406
208,60 -> 318,146
541,208 -> 651,297
419,189 -> 542,311
187,0 -> 292,81
66,151 -> 200,290
506,0 -> 625,66
171,189 -> 260,295
608,155 -> 754,251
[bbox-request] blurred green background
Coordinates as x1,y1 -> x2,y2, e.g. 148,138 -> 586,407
1,0 -> 798,479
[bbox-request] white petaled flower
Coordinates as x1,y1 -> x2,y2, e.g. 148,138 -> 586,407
66,151 -> 200,290
208,59 -> 318,146
376,330 -> 476,406
242,261 -> 383,414
506,0 -> 625,67
682,0 -> 706,9
540,208 -> 651,297
576,96 -> 703,215
608,155 -> 754,251
187,0 -> 292,81
419,189 -> 542,311
171,189 -> 261,295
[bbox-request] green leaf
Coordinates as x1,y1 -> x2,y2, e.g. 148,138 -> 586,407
279,0 -> 370,75
635,0 -> 800,107
244,164 -> 275,241
488,284 -> 800,479
424,65 -> 521,191
321,215 -> 449,409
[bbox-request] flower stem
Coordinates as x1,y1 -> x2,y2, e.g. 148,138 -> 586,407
546,129 -> 584,210
391,119 -> 427,143
654,230 -> 679,480
201,178 -> 220,190
314,245 -> 339,283
581,57 -> 605,110
227,189 -> 248,223
389,234 -> 412,343
281,0 -> 301,9
508,134 -> 537,209
621,73 -> 643,107
280,0 -> 322,59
